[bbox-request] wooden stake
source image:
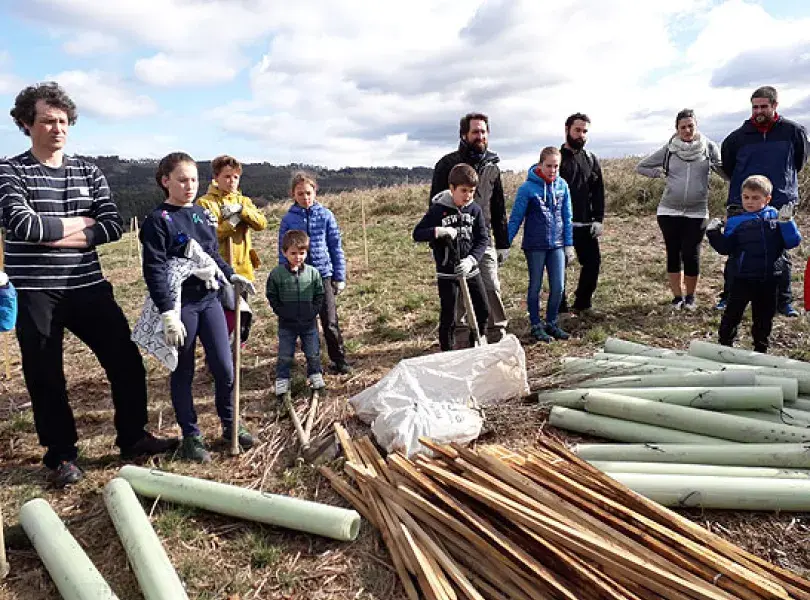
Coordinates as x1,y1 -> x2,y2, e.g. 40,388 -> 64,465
133,217 -> 142,267
360,194 -> 369,267
230,280 -> 242,456
128,217 -> 134,266
0,505 -> 9,579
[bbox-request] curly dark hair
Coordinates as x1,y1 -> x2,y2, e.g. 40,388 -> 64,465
10,82 -> 78,136
459,112 -> 489,138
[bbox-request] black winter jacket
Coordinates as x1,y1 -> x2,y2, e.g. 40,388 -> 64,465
429,143 -> 508,249
559,146 -> 605,223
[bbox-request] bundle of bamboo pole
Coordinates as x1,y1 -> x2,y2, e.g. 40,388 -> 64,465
321,424 -> 810,600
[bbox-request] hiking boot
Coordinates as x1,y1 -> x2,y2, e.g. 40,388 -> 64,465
572,306 -> 603,318
530,324 -> 552,343
222,425 -> 254,450
329,360 -> 352,375
683,295 -> 697,311
714,298 -> 727,311
178,435 -> 211,463
779,304 -> 800,318
309,372 -> 326,390
275,378 -> 290,396
545,323 -> 570,341
120,431 -> 178,460
50,460 -> 83,488
670,296 -> 684,310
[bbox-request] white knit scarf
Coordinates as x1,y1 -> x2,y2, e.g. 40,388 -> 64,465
667,132 -> 708,162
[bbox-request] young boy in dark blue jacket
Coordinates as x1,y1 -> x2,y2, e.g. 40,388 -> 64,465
413,163 -> 490,350
707,175 -> 801,353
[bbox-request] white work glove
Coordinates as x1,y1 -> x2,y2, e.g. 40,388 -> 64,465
191,264 -> 219,290
564,246 -> 575,265
332,280 -> 346,295
160,310 -> 186,347
435,226 -> 458,240
183,238 -> 208,262
590,222 -> 604,238
454,256 -> 476,277
221,203 -> 243,219
706,218 -> 723,232
778,203 -> 795,223
0,272 -> 7,287
497,248 -> 510,266
230,273 -> 256,296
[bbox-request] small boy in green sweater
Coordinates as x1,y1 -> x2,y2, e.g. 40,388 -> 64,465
266,230 -> 326,397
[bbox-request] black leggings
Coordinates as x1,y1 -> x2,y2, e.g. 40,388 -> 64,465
657,215 -> 707,276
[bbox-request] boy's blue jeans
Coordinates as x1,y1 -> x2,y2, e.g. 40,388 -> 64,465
525,248 -> 565,328
276,325 -> 322,380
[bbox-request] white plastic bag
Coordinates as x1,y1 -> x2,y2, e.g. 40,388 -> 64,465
350,334 -> 529,424
371,402 -> 484,457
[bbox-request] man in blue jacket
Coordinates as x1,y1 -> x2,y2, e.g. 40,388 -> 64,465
718,86 -> 809,316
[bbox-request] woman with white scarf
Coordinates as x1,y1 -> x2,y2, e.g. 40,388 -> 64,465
637,109 -> 725,310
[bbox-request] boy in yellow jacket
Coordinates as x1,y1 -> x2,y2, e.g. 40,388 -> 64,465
198,155 -> 267,341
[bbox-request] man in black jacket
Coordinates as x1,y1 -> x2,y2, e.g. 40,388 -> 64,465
559,113 -> 605,315
429,113 -> 509,342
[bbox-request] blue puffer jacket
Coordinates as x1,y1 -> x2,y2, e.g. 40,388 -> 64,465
507,166 -> 573,251
278,203 -> 346,281
0,279 -> 16,332
707,206 -> 801,279
721,117 -> 809,208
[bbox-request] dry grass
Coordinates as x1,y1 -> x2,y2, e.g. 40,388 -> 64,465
2,161 -> 810,599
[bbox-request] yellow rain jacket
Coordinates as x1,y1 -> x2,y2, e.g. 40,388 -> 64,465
197,183 -> 268,281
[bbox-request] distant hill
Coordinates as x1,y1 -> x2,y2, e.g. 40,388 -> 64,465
80,155 -> 433,227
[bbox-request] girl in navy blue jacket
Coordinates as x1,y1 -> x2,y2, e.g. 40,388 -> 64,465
507,147 -> 574,343
140,152 -> 256,462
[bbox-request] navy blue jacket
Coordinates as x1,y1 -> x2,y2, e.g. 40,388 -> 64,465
707,206 -> 801,280
413,190 -> 490,279
141,203 -> 234,313
278,202 -> 346,282
721,117 -> 809,208
507,166 -> 573,251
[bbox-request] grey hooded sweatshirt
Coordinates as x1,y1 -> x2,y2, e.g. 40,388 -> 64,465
636,137 -> 725,218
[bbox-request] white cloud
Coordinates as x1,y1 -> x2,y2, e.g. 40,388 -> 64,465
47,70 -> 158,120
134,53 -> 244,87
62,31 -> 119,56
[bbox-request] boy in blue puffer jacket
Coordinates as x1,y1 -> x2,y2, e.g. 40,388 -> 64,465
707,175 -> 801,353
278,172 -> 351,374
507,147 -> 574,343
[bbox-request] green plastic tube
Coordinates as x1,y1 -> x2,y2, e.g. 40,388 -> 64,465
119,466 -> 361,541
574,442 -> 810,468
722,409 -> 810,428
589,460 -> 810,479
603,338 -> 689,358
583,392 -> 810,443
689,340 -> 810,374
19,498 -> 118,600
610,472 -> 810,511
548,406 -> 734,444
539,387 -> 782,411
561,357 -> 693,376
103,478 -> 188,600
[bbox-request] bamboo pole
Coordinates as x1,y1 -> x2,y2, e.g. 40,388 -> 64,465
360,194 -> 369,267
128,217 -> 134,266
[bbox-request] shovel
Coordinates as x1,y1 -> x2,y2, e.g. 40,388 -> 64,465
229,279 -> 243,456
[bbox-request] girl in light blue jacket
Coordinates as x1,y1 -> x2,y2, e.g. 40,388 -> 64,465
507,147 -> 574,343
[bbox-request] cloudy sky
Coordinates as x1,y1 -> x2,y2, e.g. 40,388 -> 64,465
1,0 -> 809,169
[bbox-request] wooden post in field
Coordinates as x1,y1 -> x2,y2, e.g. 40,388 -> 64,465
360,194 -> 369,267
0,495 -> 7,579
133,217 -> 142,267
127,217 -> 134,266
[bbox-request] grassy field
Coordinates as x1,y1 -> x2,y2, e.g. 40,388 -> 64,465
2,162 -> 810,599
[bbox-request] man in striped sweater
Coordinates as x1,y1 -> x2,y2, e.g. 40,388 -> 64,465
0,82 -> 176,487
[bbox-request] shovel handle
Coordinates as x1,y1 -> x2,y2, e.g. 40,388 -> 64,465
304,390 -> 319,440
284,393 -> 310,448
458,274 -> 481,346
229,280 -> 242,456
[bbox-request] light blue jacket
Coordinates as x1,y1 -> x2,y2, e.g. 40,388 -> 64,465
278,203 -> 346,282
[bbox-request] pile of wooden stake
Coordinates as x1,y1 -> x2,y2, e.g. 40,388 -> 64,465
321,425 -> 810,600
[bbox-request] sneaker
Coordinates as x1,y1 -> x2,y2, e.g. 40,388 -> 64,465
222,425 -> 254,450
714,298 -> 727,311
545,322 -> 570,340
309,372 -> 326,390
671,296 -> 684,310
530,324 -> 552,343
275,378 -> 290,396
683,295 -> 697,311
177,435 -> 212,463
120,431 -> 179,460
329,361 -> 352,375
779,304 -> 800,318
50,460 -> 84,488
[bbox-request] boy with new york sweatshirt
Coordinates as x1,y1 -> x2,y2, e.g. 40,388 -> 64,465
413,163 -> 490,350
707,175 -> 801,353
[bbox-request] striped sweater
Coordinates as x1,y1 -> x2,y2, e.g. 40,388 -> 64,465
0,151 -> 123,290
